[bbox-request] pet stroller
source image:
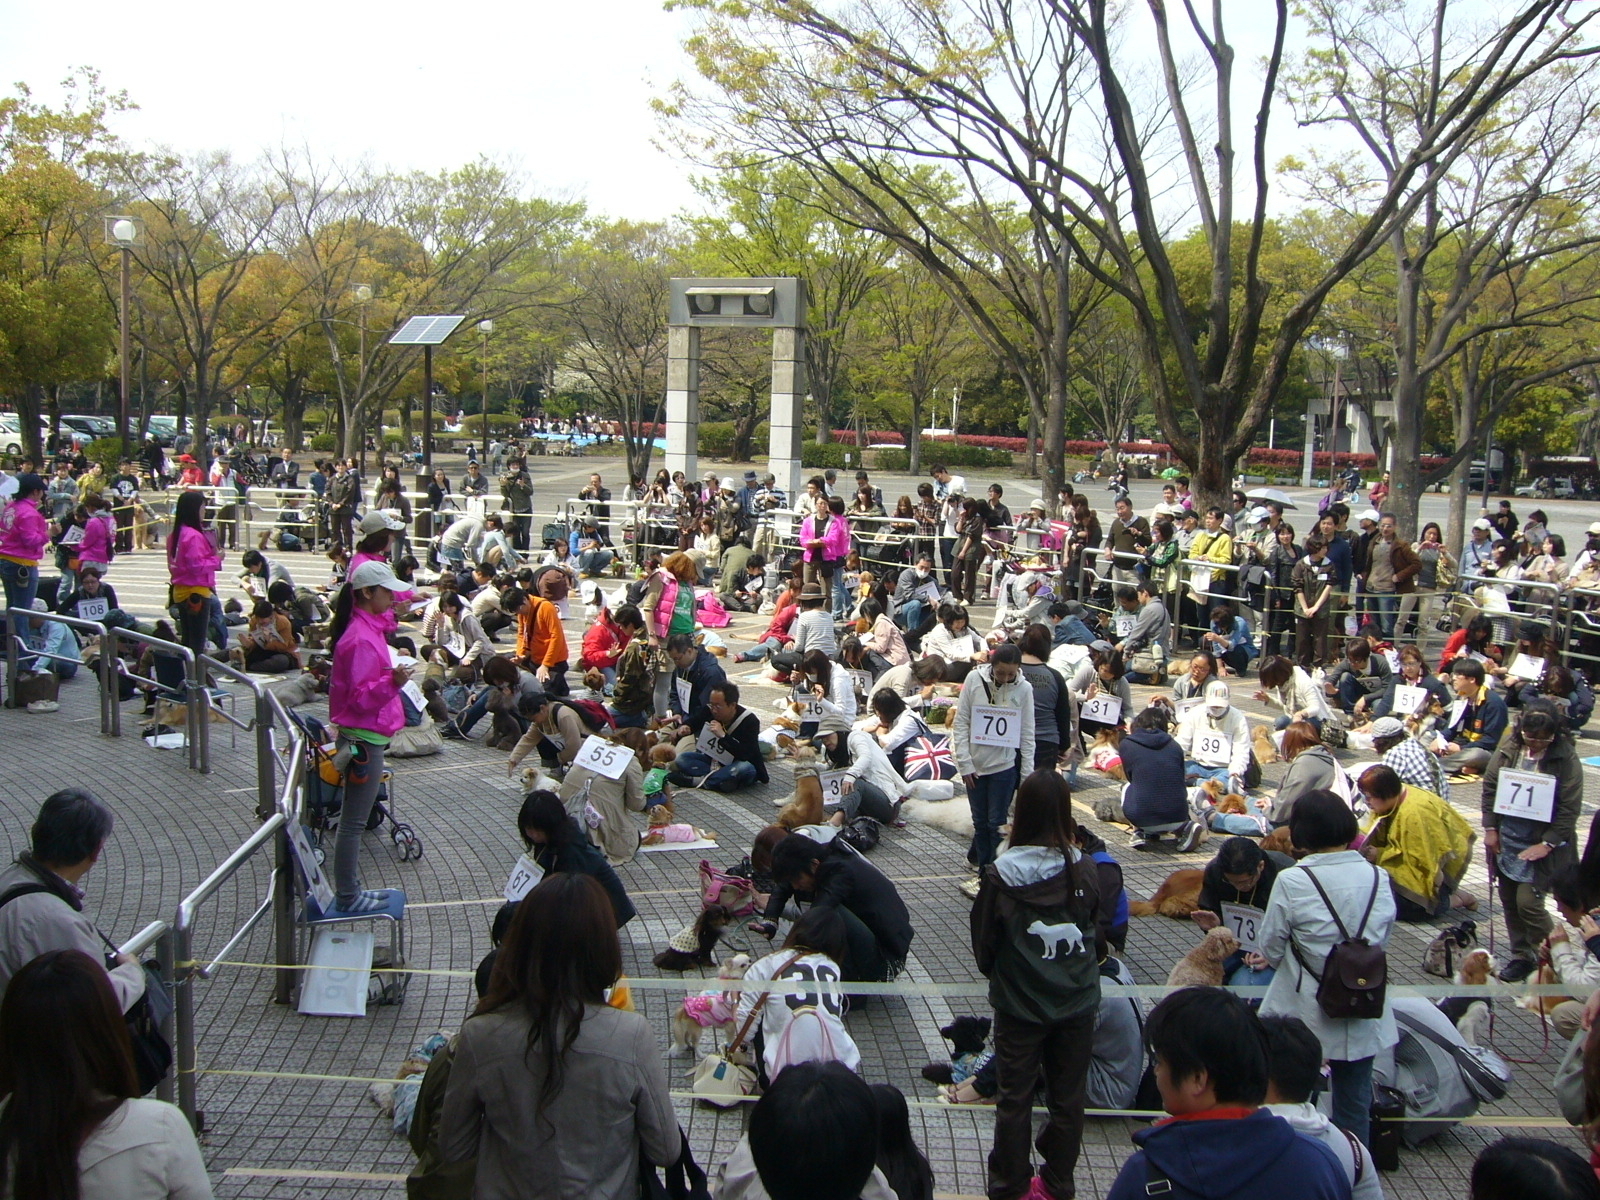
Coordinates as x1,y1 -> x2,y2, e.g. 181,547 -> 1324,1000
286,709 -> 423,861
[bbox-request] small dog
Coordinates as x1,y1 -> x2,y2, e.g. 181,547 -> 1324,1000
1164,926 -> 1241,987
774,747 -> 825,829
653,904 -> 737,971
519,766 -> 563,796
1439,948 -> 1499,1030
1128,868 -> 1205,918
575,668 -> 608,702
921,1015 -> 993,1085
1084,728 -> 1126,780
667,952 -> 751,1058
1214,791 -> 1249,815
1260,826 -> 1296,856
1516,961 -> 1571,1017
1251,725 -> 1279,765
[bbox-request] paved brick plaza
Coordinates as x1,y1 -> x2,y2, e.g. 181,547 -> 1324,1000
1,454 -> 1592,1197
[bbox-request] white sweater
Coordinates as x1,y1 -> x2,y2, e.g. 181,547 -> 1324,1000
78,1099 -> 214,1199
733,950 -> 860,1077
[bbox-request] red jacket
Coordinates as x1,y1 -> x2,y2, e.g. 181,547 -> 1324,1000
759,602 -> 798,646
581,610 -> 628,670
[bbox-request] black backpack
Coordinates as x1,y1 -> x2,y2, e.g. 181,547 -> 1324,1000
1294,867 -> 1388,1020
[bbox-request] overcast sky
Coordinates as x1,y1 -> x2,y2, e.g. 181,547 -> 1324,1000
0,0 -> 708,222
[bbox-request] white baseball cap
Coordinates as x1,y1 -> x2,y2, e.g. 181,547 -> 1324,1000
1357,509 -> 1381,525
1472,518 -> 1494,532
358,510 -> 405,536
348,560 -> 406,592
1204,680 -> 1231,713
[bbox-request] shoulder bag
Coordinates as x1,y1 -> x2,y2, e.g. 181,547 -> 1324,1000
690,953 -> 806,1107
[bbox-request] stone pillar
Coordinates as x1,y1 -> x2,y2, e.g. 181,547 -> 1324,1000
769,326 -> 807,503
665,325 -> 700,484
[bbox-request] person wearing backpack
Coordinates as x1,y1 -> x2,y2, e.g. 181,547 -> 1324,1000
504,691 -> 591,773
970,769 -> 1104,1200
1258,788 -> 1396,1150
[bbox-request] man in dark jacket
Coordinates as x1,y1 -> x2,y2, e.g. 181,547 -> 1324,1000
499,456 -> 534,550
664,634 -> 727,729
757,833 -> 913,981
1106,988 -> 1349,1200
1192,836 -> 1297,989
669,682 -> 767,792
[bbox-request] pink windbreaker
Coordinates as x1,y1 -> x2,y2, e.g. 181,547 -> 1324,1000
328,606 -> 404,737
0,498 -> 49,564
799,513 -> 851,563
168,524 -> 223,589
78,512 -> 115,568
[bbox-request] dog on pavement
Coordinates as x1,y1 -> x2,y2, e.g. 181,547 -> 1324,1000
1164,926 -> 1241,987
1128,868 -> 1205,918
667,953 -> 751,1058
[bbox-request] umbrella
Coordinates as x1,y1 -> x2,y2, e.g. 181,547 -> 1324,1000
1245,487 -> 1298,510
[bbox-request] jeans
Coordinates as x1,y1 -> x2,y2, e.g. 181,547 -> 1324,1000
832,567 -> 851,620
1498,876 -> 1553,963
1328,1055 -> 1376,1149
1224,960 -> 1276,988
841,777 -> 898,824
333,739 -> 384,905
967,767 -> 1018,868
1183,762 -> 1232,788
897,597 -> 930,636
988,1008 -> 1096,1200
609,708 -> 649,729
576,548 -> 613,575
1367,591 -> 1398,638
735,636 -> 785,662
671,750 -> 758,792
0,559 -> 39,641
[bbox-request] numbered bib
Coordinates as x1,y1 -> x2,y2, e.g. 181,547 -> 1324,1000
696,724 -> 736,767
572,734 -> 631,779
819,770 -> 850,808
76,597 -> 108,622
1080,694 -> 1123,726
1113,614 -> 1136,638
1383,649 -> 1401,673
288,822 -> 336,912
1220,903 -> 1265,953
1195,731 -> 1232,762
1390,685 -> 1428,716
504,853 -> 545,902
792,684 -> 825,722
847,669 -> 873,699
1508,654 -> 1547,684
1493,768 -> 1557,824
1174,697 -> 1204,718
970,704 -> 1022,749
674,676 -> 693,714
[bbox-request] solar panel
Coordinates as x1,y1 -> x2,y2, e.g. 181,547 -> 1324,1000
389,314 -> 468,345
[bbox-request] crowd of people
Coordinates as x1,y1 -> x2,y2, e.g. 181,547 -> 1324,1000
6,442 -> 1600,1200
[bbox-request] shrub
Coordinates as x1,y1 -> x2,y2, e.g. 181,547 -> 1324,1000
1244,448 -> 1379,470
801,442 -> 858,469
876,443 -> 1013,471
309,433 -> 338,452
82,438 -> 127,472
699,422 -> 736,456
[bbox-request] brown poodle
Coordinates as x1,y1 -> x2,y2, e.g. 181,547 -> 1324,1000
1164,926 -> 1242,987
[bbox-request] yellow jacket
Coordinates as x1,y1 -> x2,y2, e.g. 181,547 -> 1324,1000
1362,786 -> 1476,911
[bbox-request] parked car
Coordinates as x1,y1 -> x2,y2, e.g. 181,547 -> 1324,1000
0,415 -> 53,458
144,415 -> 180,447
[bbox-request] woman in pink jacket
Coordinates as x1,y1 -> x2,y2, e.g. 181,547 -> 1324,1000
800,494 -> 852,619
326,558 -> 410,914
0,474 -> 49,631
75,494 -> 117,579
167,489 -> 225,658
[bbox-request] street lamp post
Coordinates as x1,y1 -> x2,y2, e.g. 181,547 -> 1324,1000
105,217 -> 142,450
352,285 -> 372,470
478,319 -> 494,467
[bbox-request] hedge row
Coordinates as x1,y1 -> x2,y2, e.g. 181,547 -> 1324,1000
876,445 -> 1014,471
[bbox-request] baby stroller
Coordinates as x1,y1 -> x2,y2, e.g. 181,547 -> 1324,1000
287,709 -> 423,862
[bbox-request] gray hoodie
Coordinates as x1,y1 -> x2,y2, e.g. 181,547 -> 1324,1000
1262,1102 -> 1385,1200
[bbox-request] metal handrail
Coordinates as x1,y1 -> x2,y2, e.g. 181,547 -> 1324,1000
103,625 -> 201,766
3,608 -> 112,731
118,919 -> 171,959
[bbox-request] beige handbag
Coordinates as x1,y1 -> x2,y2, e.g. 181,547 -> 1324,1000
689,953 -> 803,1108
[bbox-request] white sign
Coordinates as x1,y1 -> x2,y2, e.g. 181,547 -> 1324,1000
696,723 -> 736,767
1391,685 -> 1428,716
792,684 -> 825,722
289,821 -> 337,913
1174,697 -> 1204,718
1383,649 -> 1401,673
1195,732 -> 1233,762
1220,903 -> 1265,953
503,853 -> 545,902
915,582 -> 942,604
1507,654 -> 1547,684
572,735 -> 632,779
75,597 -> 108,622
1081,694 -> 1123,726
970,703 -> 1023,749
847,669 -> 873,699
60,525 -> 85,546
1114,614 -> 1136,638
1448,698 -> 1469,728
820,770 -> 850,808
1493,768 -> 1557,824
675,676 -> 693,714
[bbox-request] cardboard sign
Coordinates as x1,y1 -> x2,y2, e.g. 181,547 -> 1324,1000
847,669 -> 873,699
970,703 -> 1022,749
75,597 -> 108,622
1493,768 -> 1557,824
1174,697 -> 1204,718
1507,654 -> 1547,684
1383,649 -> 1401,673
1081,694 -> 1123,725
572,735 -> 631,780
1391,685 -> 1428,716
1448,698 -> 1469,728
696,724 -> 736,767
1220,903 -> 1265,953
915,582 -> 942,604
289,821 -> 336,913
1113,614 -> 1136,638
792,683 -> 825,722
504,853 -> 546,902
674,676 -> 693,714
820,770 -> 850,808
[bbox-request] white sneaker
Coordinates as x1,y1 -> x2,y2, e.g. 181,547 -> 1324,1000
1129,830 -> 1148,850
1176,821 -> 1204,853
958,877 -> 982,900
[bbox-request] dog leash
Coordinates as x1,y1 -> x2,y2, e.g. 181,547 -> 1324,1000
1482,845 -> 1552,1063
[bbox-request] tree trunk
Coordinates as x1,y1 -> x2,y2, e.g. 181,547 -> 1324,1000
19,383 -> 44,463
1026,404 -> 1039,477
908,394 -> 923,477
1445,458 -> 1471,560
43,385 -> 61,454
1190,419 -> 1235,513
282,381 -> 306,452
732,404 -> 760,462
1043,371 -> 1066,516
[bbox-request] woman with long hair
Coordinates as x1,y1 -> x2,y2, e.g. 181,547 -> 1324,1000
1396,521 -> 1454,639
438,873 -> 677,1197
642,552 -> 699,717
0,948 -> 211,1199
970,769 -> 1104,1200
950,498 -> 995,605
325,559 -> 411,915
871,1084 -> 936,1200
516,791 -> 636,925
167,488 -> 224,658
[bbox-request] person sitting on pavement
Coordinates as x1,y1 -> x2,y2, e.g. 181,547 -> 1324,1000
892,554 -> 942,638
1438,657 -> 1509,779
1200,604 -> 1256,677
664,632 -> 727,731
814,712 -> 909,827
1047,600 -> 1099,648
1540,866 -> 1600,1043
790,582 -> 838,658
1254,655 -> 1333,732
1105,988 -> 1349,1200
1174,680 -> 1252,790
1268,721 -> 1341,827
1371,644 -> 1452,721
871,656 -> 946,713
1260,1015 -> 1385,1200
515,791 -> 636,926
604,605 -> 655,729
1193,836 -> 1295,988
1114,582 -> 1171,684
1356,764 -> 1475,923
732,590 -> 800,664
719,552 -> 767,614
56,565 -> 135,631
1068,646 -> 1133,738
754,832 -> 914,982
1118,705 -> 1200,852
501,585 -> 570,696
1368,715 -> 1450,800
19,598 -> 80,680
1325,638 -> 1392,719
668,682 -> 767,793
0,788 -> 145,1011
920,603 -> 988,682
568,516 -> 614,577
1170,650 -> 1220,703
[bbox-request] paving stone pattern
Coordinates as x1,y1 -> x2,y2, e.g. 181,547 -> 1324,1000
3,457 -> 1592,1198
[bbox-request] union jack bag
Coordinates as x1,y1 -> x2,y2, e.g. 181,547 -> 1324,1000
901,733 -> 958,782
